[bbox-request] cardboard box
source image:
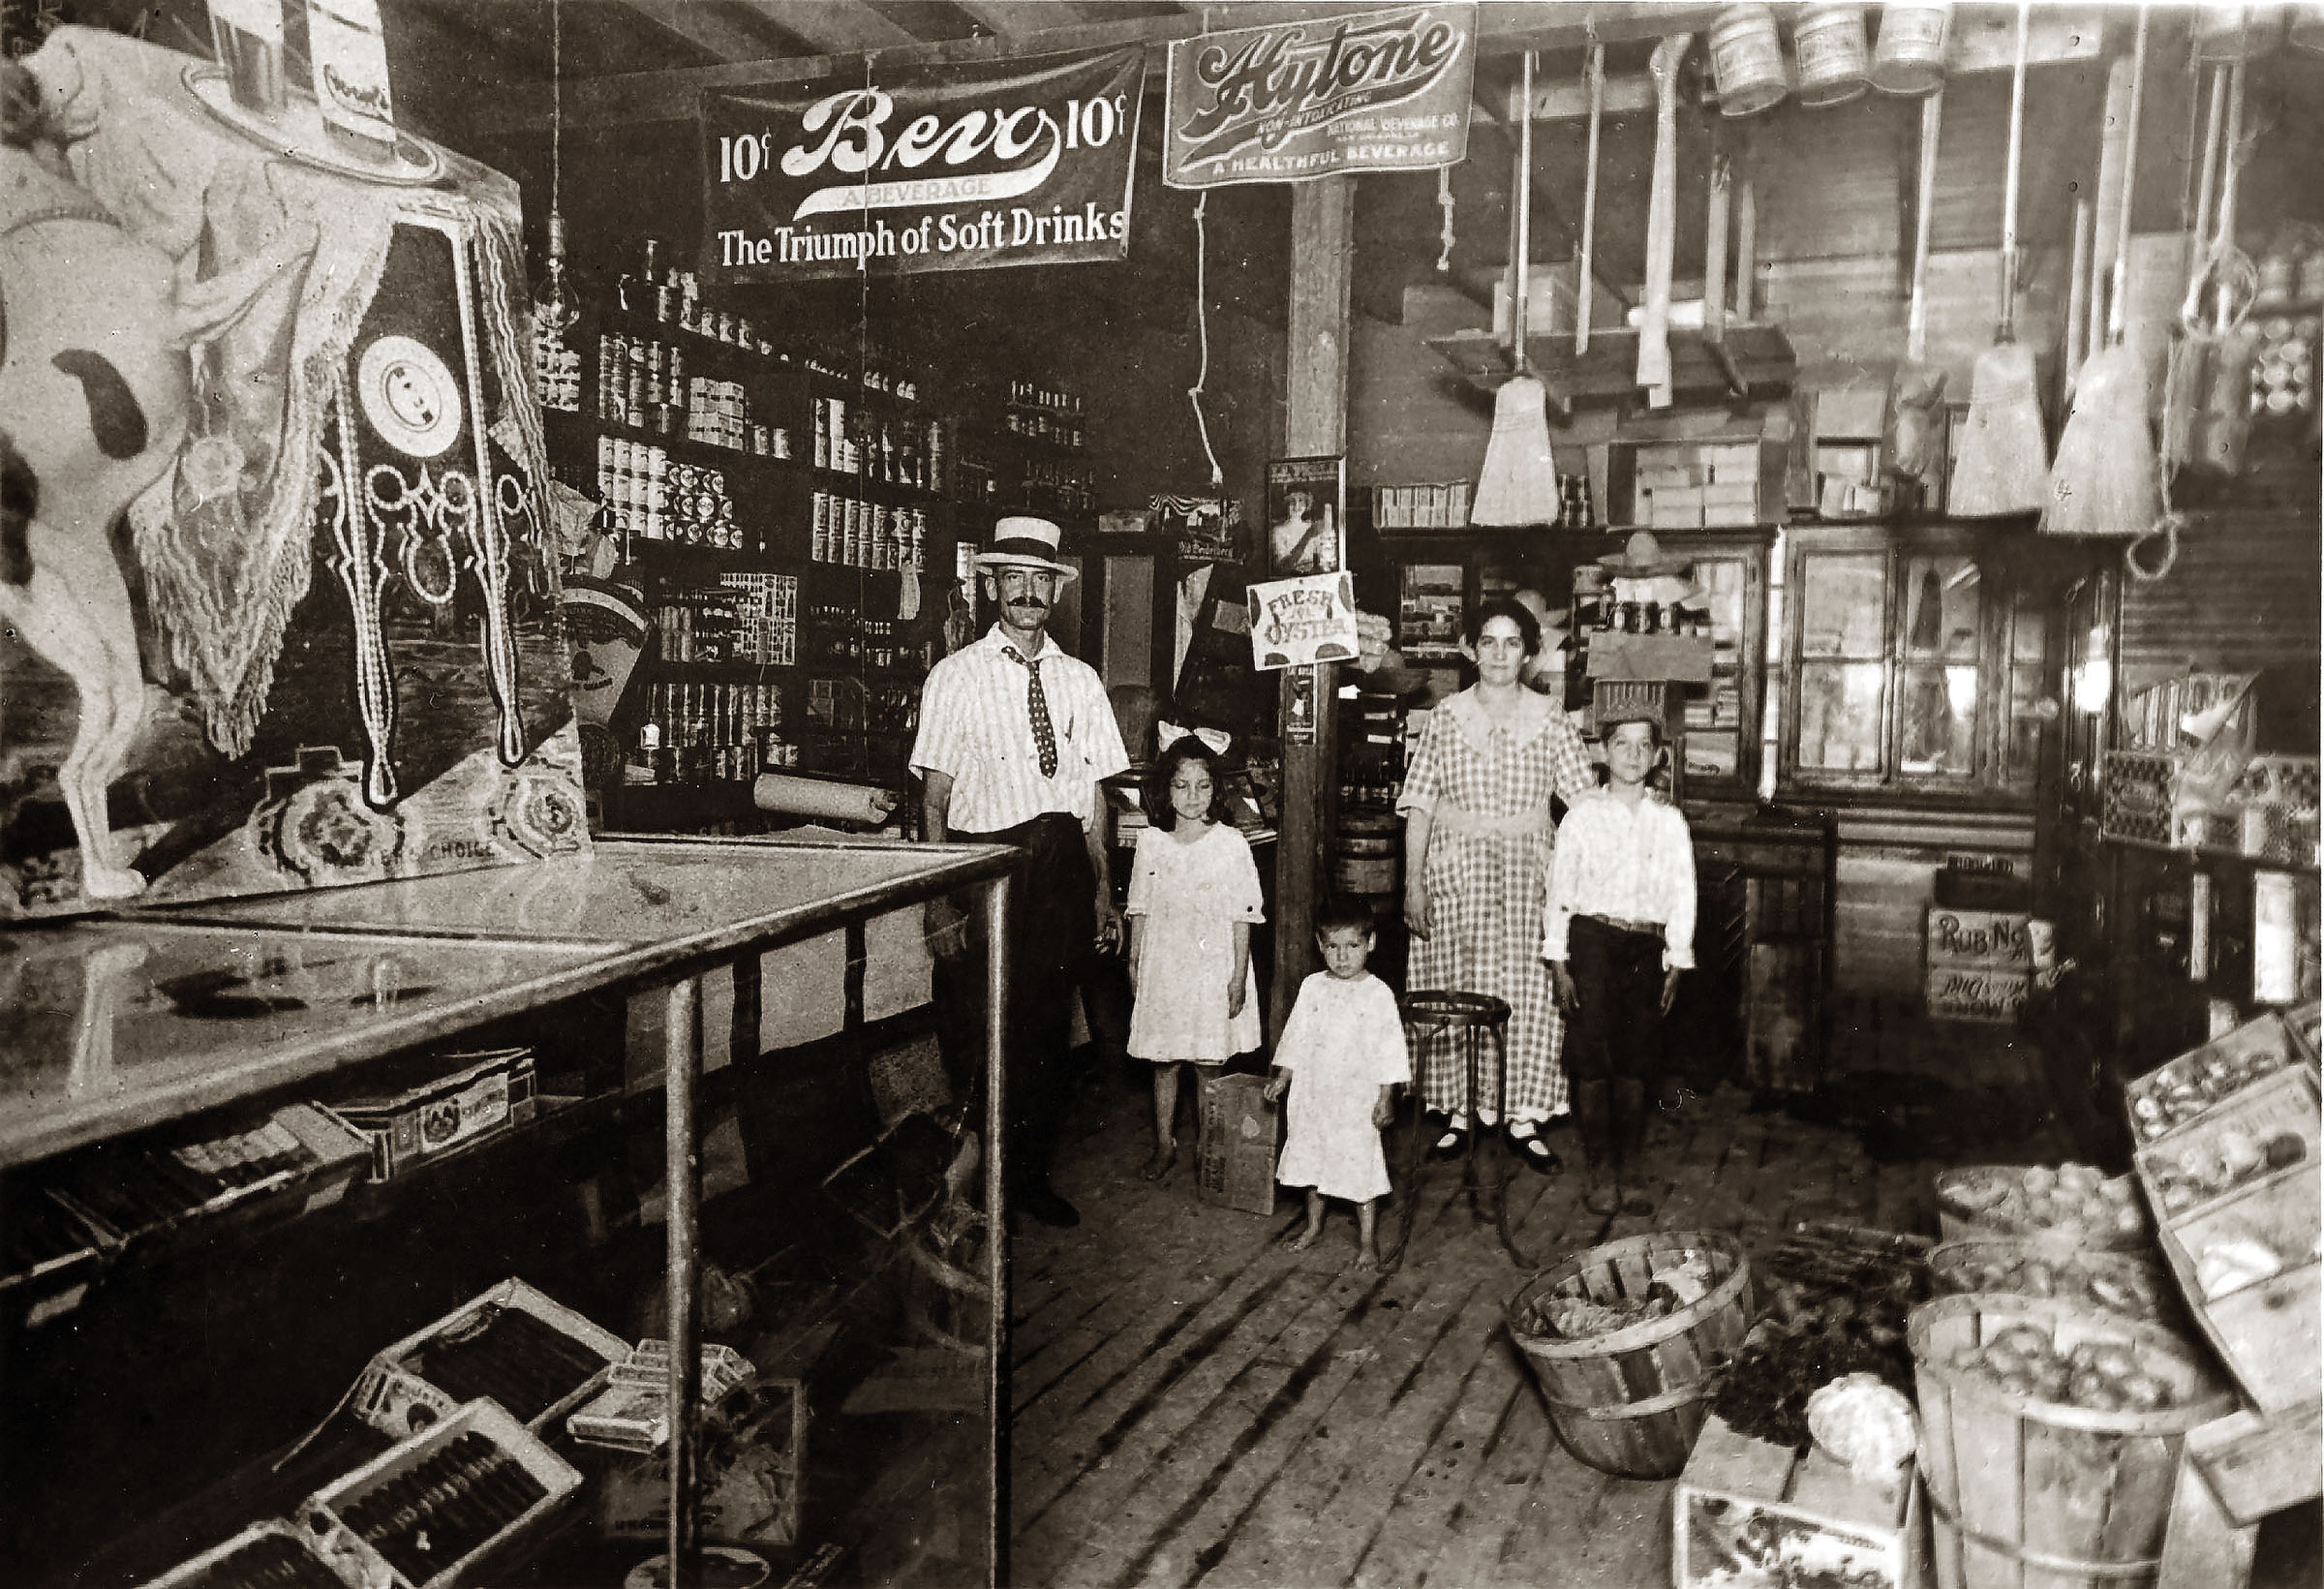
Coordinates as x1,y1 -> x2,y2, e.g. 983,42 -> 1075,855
300,1398 -> 581,1589
1923,906 -> 2031,971
1675,1413 -> 1925,1589
568,1338 -> 757,1451
321,1047 -> 535,1182
355,1277 -> 626,1439
1925,964 -> 2029,1024
1198,1072 -> 1279,1216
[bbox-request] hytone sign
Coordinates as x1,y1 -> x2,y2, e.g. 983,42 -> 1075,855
1163,4 -> 1475,189
701,46 -> 1145,281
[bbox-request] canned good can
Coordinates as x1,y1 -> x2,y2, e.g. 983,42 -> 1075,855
752,423 -> 772,455
655,282 -> 675,321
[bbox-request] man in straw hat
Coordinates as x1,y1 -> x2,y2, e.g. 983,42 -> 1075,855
915,517 -> 1130,1229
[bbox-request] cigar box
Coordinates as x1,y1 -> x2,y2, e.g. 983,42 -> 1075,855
354,1277 -> 626,1440
319,1048 -> 535,1182
566,1338 -> 756,1452
38,1102 -> 369,1254
299,1398 -> 581,1589
138,1517 -> 356,1589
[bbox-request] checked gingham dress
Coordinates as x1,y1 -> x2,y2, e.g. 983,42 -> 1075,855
1395,689 -> 1598,1122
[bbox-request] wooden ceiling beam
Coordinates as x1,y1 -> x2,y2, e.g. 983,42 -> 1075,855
951,0 -> 1079,38
463,2 -> 1751,138
617,1 -> 785,63
754,0 -> 921,54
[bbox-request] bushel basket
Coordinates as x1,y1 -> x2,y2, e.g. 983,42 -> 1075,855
1507,1230 -> 1751,1480
1908,1294 -> 2236,1589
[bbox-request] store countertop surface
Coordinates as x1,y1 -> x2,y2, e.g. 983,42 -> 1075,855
0,836 -> 1019,1170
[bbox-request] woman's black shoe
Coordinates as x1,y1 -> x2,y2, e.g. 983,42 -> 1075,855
1511,1130 -> 1563,1176
1425,1123 -> 1470,1162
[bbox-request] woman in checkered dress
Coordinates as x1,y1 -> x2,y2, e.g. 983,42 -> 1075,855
1396,598 -> 1598,1171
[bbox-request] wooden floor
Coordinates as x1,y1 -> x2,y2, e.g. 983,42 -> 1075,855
1005,1059 -> 2009,1589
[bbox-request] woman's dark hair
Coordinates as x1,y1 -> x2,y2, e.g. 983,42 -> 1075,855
1463,595 -> 1541,657
0,63 -> 52,150
1313,895 -> 1377,939
1146,734 -> 1236,831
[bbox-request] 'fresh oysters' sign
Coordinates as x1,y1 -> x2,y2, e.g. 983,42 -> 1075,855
1163,4 -> 1474,189
702,46 -> 1145,281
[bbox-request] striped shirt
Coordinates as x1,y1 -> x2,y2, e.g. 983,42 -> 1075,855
912,625 -> 1128,833
1542,793 -> 1698,970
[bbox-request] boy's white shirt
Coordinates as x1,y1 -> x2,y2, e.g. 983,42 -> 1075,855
1542,790 -> 1697,969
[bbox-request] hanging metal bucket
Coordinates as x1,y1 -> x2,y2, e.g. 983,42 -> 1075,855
1870,0 -> 1951,96
1793,2 -> 1871,107
1710,4 -> 1789,117
2194,3 -> 2286,61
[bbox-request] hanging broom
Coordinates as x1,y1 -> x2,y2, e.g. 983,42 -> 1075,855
2044,6 -> 2160,537
1472,49 -> 1560,527
1885,92 -> 1947,490
1948,0 -> 2048,517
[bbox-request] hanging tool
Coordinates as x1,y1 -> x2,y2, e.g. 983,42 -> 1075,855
1638,33 -> 1692,408
1884,91 -> 1947,487
2043,4 -> 2158,538
1703,133 -> 1746,400
1575,39 -> 1604,356
2191,63 -> 2257,476
1948,0 -> 2047,517
1471,50 -> 1562,526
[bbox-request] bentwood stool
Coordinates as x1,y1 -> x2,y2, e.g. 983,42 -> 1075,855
1387,990 -> 1535,1270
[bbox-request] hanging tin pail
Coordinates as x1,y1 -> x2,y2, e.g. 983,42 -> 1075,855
2195,3 -> 2286,61
1869,0 -> 1951,95
2287,1 -> 2324,52
1710,5 -> 1789,117
1793,3 -> 1871,107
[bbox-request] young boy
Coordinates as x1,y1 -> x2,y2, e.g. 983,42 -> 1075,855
1543,712 -> 1696,1217
1264,898 -> 1410,1268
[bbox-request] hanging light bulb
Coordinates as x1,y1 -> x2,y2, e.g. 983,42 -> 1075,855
534,0 -> 580,333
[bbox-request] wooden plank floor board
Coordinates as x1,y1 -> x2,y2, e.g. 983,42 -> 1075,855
1011,1048 -> 2072,1589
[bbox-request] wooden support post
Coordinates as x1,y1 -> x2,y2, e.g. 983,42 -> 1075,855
662,974 -> 703,1588
1272,177 -> 1355,1039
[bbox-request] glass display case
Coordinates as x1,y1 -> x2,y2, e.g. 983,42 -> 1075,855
1780,525 -> 2050,805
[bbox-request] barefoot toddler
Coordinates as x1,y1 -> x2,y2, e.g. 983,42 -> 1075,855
1265,898 -> 1410,1268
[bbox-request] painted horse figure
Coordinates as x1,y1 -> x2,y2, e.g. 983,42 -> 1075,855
0,60 -> 305,899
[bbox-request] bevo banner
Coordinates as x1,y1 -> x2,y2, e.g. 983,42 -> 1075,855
701,46 -> 1146,282
1163,4 -> 1474,189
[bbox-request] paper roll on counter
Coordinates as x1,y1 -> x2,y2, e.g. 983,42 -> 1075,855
753,771 -> 898,826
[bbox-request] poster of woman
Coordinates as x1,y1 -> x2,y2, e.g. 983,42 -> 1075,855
1267,455 -> 1345,577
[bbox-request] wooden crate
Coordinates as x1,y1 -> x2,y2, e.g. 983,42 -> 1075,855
2136,1064 -> 2323,1412
1675,1412 -> 1926,1589
2124,1010 -> 2311,1146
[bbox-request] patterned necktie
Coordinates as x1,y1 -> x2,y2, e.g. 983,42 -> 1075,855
1005,646 -> 1058,777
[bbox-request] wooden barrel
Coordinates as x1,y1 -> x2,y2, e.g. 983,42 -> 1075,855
1332,814 -> 1400,898
1908,1295 -> 2237,1589
1506,1230 -> 1752,1479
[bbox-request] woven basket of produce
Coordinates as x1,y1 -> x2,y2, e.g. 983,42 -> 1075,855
1929,1240 -> 2176,1327
1507,1230 -> 1751,1480
1934,1163 -> 2151,1253
1908,1295 -> 2236,1589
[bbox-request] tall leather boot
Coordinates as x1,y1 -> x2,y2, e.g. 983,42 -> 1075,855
1611,1077 -> 1656,1216
1574,1079 -> 1619,1216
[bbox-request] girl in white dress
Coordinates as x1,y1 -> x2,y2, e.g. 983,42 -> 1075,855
1266,899 -> 1411,1268
1126,737 -> 1266,1179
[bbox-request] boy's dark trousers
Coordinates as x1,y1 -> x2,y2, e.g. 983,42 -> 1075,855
1563,913 -> 1667,1176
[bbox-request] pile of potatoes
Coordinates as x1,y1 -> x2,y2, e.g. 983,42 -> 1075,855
1949,1324 -> 2179,1413
1942,1163 -> 2149,1245
1934,1247 -> 2166,1322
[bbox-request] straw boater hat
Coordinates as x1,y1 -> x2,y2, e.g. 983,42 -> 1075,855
975,515 -> 1078,582
1598,530 -> 1689,578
